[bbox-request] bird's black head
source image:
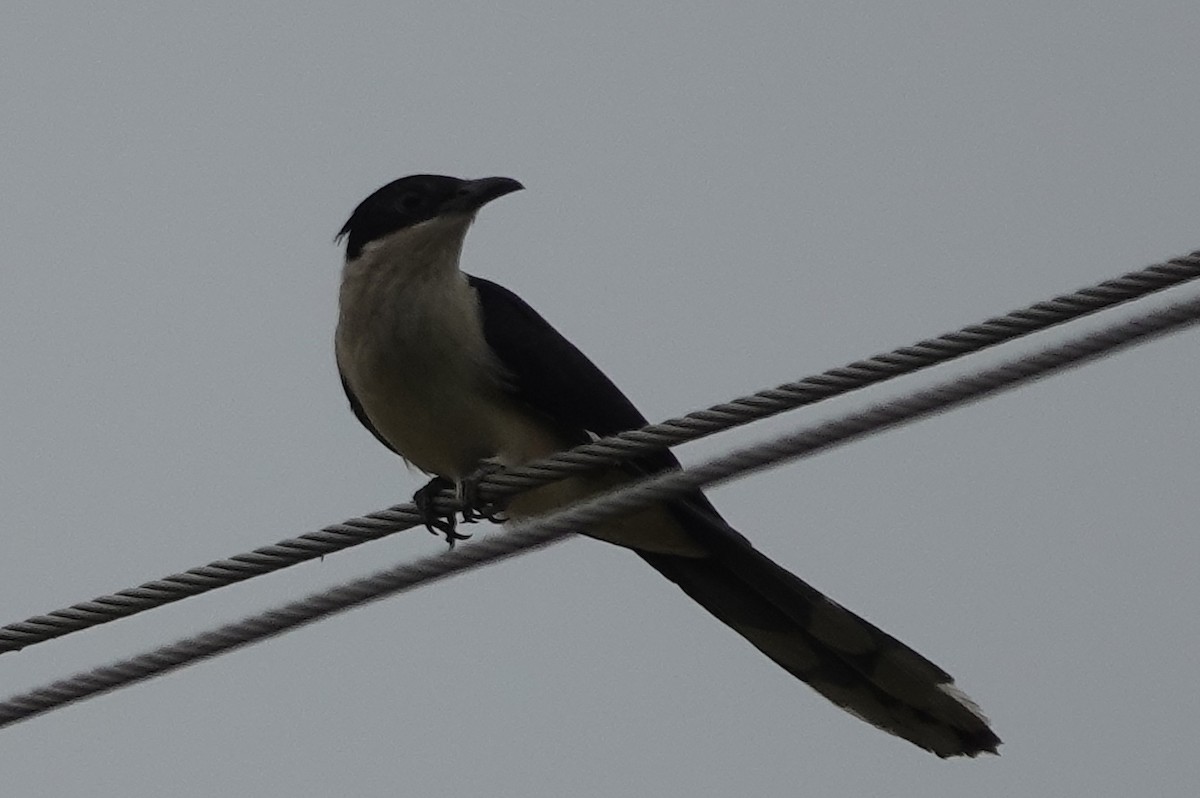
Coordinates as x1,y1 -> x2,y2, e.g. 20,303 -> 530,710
337,174 -> 524,260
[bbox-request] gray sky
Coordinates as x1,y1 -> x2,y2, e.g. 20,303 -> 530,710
2,4 -> 1198,796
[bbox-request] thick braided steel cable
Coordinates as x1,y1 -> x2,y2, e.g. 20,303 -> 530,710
486,250 -> 1200,498
1,251 -> 1197,657
2,291 -> 1197,730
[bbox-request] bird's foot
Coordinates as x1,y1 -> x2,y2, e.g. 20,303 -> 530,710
460,463 -> 508,524
413,477 -> 472,548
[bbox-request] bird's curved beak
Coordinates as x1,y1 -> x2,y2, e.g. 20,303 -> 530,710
445,176 -> 524,214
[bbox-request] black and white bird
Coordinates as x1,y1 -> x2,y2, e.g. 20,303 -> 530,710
333,174 -> 1000,758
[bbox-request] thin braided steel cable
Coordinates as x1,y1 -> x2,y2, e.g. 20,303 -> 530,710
1,250 -> 1197,656
2,291 -> 1197,730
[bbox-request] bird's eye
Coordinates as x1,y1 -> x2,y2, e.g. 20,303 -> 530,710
398,193 -> 423,210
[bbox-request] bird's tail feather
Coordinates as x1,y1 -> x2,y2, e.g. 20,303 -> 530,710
637,512 -> 1000,758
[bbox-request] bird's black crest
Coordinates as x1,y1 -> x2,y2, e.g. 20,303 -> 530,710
337,174 -> 522,260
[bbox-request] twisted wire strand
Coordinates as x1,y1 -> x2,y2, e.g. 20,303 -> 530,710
484,251 -> 1200,497
2,290 -> 1197,730
1,251 -> 1197,656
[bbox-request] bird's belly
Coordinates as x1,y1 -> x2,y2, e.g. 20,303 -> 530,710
354,372 -> 501,478
350,360 -> 708,556
346,352 -> 567,481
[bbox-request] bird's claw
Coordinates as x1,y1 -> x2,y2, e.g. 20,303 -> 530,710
412,467 -> 508,548
460,463 -> 508,524
413,477 -> 472,548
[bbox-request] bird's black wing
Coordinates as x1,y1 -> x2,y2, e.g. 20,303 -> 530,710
468,274 -> 684,478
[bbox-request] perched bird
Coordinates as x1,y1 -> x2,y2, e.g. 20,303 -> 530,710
334,174 -> 1000,757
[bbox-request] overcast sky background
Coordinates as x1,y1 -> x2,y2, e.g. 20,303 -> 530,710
2,4 -> 1198,796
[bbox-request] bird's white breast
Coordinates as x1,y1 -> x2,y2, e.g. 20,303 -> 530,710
334,218 -> 562,478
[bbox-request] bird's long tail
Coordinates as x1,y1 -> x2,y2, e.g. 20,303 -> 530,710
638,508 -> 1001,758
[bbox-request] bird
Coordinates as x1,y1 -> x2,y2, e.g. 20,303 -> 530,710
333,173 -> 1001,758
